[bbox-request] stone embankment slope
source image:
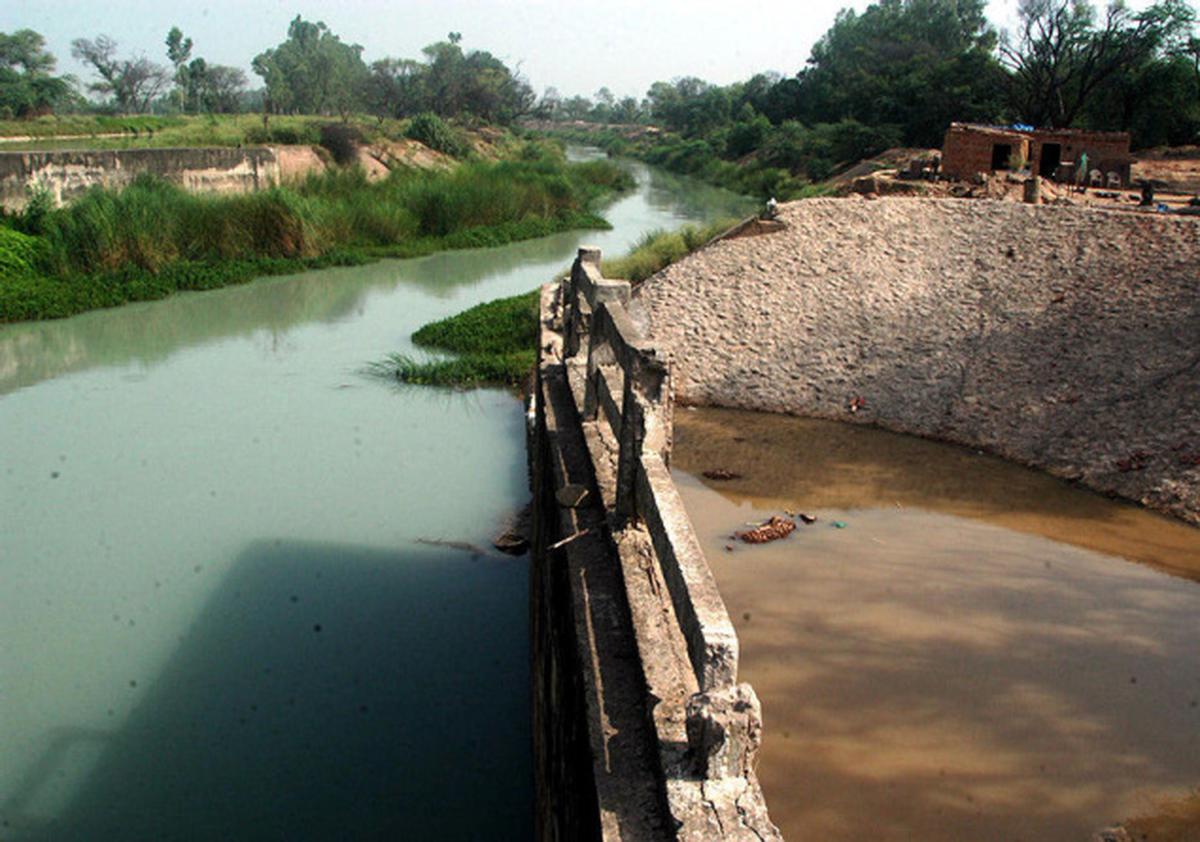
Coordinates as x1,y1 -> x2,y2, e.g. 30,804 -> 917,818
633,197 -> 1200,525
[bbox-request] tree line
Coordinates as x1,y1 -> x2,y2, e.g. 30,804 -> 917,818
3,0 -> 1198,153
0,17 -> 533,125
540,0 -> 1200,152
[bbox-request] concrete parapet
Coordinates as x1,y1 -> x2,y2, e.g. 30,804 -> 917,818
531,248 -> 781,840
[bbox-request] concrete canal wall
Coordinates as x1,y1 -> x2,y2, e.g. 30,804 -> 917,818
0,146 -> 325,212
633,197 -> 1200,526
530,249 -> 780,840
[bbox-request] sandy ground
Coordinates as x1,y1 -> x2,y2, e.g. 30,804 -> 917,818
272,145 -> 327,182
632,197 -> 1200,526
272,139 -> 455,185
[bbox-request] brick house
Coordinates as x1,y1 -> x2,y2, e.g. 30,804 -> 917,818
941,122 -> 1132,185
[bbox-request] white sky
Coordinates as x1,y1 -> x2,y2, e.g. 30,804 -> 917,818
4,0 -> 1163,101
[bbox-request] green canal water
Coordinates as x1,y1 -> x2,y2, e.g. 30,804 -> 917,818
0,156 -> 754,841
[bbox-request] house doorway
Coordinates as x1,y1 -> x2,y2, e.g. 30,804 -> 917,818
1039,143 -> 1062,178
991,143 -> 1013,170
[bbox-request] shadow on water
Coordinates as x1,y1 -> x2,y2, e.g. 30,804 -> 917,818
1,540 -> 531,842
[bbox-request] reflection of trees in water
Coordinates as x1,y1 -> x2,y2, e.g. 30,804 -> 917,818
642,164 -> 757,221
0,270 -> 367,395
0,231 -> 601,395
391,230 -> 586,298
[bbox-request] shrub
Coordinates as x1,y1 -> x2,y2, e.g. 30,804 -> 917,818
0,227 -> 45,276
2,153 -> 636,323
319,122 -> 365,166
405,112 -> 470,158
17,183 -> 54,236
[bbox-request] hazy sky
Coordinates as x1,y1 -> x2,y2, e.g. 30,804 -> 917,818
3,0 -> 1153,101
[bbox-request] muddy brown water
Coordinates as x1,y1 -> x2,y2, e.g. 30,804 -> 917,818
673,406 -> 1200,842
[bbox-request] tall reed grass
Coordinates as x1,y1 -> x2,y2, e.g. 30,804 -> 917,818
0,156 -> 633,322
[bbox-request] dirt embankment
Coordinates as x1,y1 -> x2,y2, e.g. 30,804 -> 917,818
633,197 -> 1200,525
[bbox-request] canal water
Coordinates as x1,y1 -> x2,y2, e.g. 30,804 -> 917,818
673,406 -> 1200,842
0,157 -> 753,841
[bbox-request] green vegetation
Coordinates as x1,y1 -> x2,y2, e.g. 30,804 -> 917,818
3,16 -> 535,124
375,215 -> 740,389
0,149 -> 633,322
373,290 -> 540,387
0,112 -> 422,152
0,30 -> 74,118
532,0 -> 1199,197
405,112 -> 470,158
601,219 -> 735,283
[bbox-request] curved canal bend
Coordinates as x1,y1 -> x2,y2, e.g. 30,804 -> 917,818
0,156 -> 754,841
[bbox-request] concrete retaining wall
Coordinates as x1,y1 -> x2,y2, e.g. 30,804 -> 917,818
0,146 -> 317,211
632,197 -> 1200,526
531,249 -> 780,840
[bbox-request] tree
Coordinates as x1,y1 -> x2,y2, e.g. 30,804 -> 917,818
611,96 -> 641,123
403,34 -> 533,123
165,26 -> 192,111
1001,0 -> 1195,128
532,86 -> 562,119
364,58 -> 425,118
559,94 -> 593,120
0,29 -> 72,116
646,77 -> 731,135
71,35 -> 170,113
252,16 -> 367,116
795,0 -> 1006,146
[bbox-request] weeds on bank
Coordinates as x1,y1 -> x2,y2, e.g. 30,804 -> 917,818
601,218 -> 736,283
0,153 -> 632,322
374,213 -> 738,389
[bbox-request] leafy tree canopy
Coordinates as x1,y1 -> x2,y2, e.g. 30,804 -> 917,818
252,16 -> 368,116
0,29 -> 72,117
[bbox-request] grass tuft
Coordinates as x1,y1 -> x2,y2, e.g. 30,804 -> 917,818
601,218 -> 737,283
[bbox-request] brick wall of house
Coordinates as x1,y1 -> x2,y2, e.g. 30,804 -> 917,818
942,123 -> 1132,184
942,125 -> 1029,180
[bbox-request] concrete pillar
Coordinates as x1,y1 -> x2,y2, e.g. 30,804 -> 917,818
1024,176 -> 1042,205
685,684 -> 765,780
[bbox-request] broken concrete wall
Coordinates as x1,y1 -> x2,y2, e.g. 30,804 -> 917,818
530,250 -> 782,840
0,146 -> 324,212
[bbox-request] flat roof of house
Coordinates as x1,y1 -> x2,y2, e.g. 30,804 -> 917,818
949,122 -> 1130,142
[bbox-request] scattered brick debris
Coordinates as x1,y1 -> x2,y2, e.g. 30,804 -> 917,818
703,468 -> 743,481
736,516 -> 797,544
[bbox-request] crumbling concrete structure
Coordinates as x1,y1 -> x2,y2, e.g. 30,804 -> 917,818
0,146 -> 325,212
530,248 -> 780,840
